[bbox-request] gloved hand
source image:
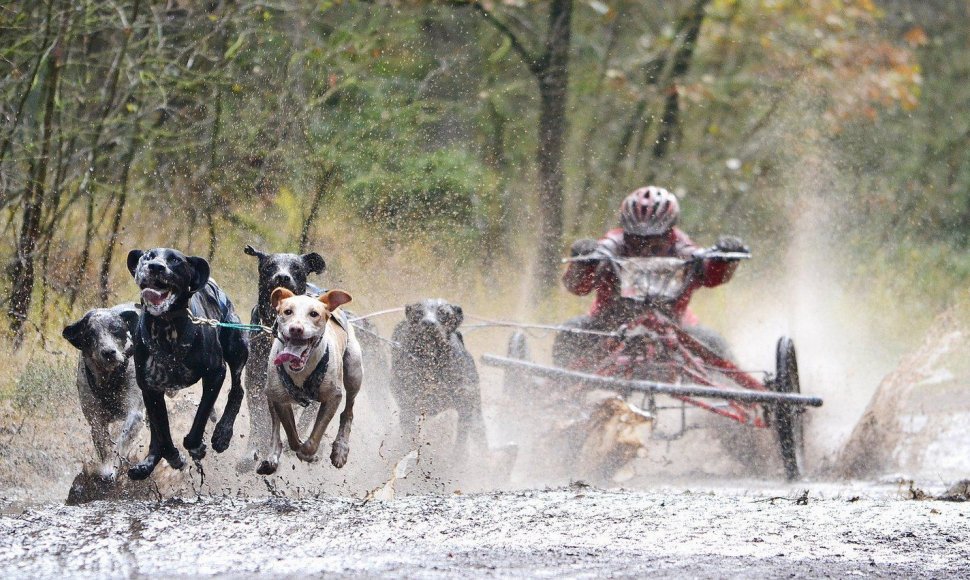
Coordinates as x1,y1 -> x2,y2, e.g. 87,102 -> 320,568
714,235 -> 750,254
569,238 -> 601,259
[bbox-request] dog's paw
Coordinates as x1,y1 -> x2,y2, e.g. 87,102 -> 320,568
184,442 -> 206,462
211,424 -> 233,453
98,464 -> 119,481
163,449 -> 186,470
330,441 -> 349,469
128,459 -> 157,481
296,443 -> 319,463
256,460 -> 278,476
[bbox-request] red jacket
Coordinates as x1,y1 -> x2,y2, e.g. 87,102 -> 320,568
562,228 -> 736,325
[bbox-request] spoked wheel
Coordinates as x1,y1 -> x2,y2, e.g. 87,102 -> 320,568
770,336 -> 804,481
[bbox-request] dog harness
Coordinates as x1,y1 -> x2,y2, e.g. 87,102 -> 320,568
276,345 -> 330,407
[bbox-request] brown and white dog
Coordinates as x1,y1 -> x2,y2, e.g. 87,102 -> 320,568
256,288 -> 363,475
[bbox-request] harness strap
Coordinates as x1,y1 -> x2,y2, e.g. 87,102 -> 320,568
276,346 -> 330,407
330,308 -> 349,333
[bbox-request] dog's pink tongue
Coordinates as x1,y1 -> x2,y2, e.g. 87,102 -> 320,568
274,352 -> 301,366
141,288 -> 168,306
274,343 -> 305,366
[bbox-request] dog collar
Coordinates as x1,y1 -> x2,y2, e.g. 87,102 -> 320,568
276,345 -> 330,407
156,307 -> 190,321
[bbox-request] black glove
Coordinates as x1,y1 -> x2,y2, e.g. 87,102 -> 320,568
569,238 -> 601,259
715,235 -> 750,254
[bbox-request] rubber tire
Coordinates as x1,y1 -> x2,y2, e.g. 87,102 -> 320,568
772,337 -> 803,481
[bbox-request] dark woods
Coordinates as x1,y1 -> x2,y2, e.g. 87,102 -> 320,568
0,1 -> 964,347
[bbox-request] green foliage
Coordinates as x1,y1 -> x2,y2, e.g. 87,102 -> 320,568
347,148 -> 491,227
0,0 -> 966,340
13,355 -> 75,415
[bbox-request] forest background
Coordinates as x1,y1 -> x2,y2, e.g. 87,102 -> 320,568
0,0 -> 967,403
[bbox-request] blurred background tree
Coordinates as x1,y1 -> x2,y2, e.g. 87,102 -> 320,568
0,0 -> 965,346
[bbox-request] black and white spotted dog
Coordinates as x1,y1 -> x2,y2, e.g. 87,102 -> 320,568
126,248 -> 249,480
390,299 -> 486,454
240,245 -> 326,461
62,303 -> 143,479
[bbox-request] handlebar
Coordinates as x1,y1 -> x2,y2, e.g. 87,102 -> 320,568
561,248 -> 751,264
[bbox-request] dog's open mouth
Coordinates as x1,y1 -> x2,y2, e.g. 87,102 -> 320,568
274,337 -> 316,372
140,284 -> 176,315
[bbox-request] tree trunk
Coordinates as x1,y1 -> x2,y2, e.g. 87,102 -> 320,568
573,17 -> 621,235
299,166 -> 338,253
0,0 -> 56,177
459,0 -> 574,297
531,0 -> 572,303
9,20 -> 64,346
67,0 -> 142,309
98,126 -> 139,306
650,0 -> 709,162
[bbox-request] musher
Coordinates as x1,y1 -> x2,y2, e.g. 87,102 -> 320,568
553,186 -> 748,366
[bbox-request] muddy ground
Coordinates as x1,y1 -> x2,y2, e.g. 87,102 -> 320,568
1,483 -> 968,578
2,313 -> 968,577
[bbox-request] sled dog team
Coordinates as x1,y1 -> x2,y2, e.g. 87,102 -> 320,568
63,245 -> 483,482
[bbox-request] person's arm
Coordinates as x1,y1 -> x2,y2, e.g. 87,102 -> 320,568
562,238 -> 602,295
698,235 -> 748,287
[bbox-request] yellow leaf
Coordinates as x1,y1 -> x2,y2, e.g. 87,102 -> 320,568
903,26 -> 928,47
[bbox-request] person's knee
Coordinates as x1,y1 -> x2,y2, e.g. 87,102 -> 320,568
685,325 -> 733,360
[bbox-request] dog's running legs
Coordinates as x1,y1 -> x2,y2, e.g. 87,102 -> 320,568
215,327 -> 248,453
276,402 -> 302,452
212,364 -> 244,453
256,400 -> 284,475
183,365 -> 227,460
332,352 -> 363,468
90,415 -> 113,474
298,390 -> 342,463
129,389 -> 184,480
244,336 -> 270,454
114,408 -> 144,475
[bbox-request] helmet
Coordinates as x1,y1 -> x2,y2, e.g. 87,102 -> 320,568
619,186 -> 680,236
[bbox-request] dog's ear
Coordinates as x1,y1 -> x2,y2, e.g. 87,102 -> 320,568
62,313 -> 92,350
186,256 -> 210,293
301,252 -> 326,275
243,245 -> 267,260
441,304 -> 463,334
119,309 -> 140,335
405,303 -> 420,323
319,289 -> 352,311
271,287 -> 295,311
126,250 -> 144,277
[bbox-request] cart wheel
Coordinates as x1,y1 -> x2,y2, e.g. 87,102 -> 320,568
771,336 -> 804,481
503,331 -> 530,394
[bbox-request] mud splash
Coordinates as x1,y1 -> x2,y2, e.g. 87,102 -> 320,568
1,485 -> 968,578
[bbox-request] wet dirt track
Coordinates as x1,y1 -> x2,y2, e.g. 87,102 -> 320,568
1,486 -> 967,578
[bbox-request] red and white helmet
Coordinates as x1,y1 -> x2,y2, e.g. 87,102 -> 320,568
619,186 -> 680,236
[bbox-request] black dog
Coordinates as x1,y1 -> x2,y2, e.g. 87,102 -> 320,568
126,248 -> 249,480
390,299 -> 486,454
241,245 -> 326,460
